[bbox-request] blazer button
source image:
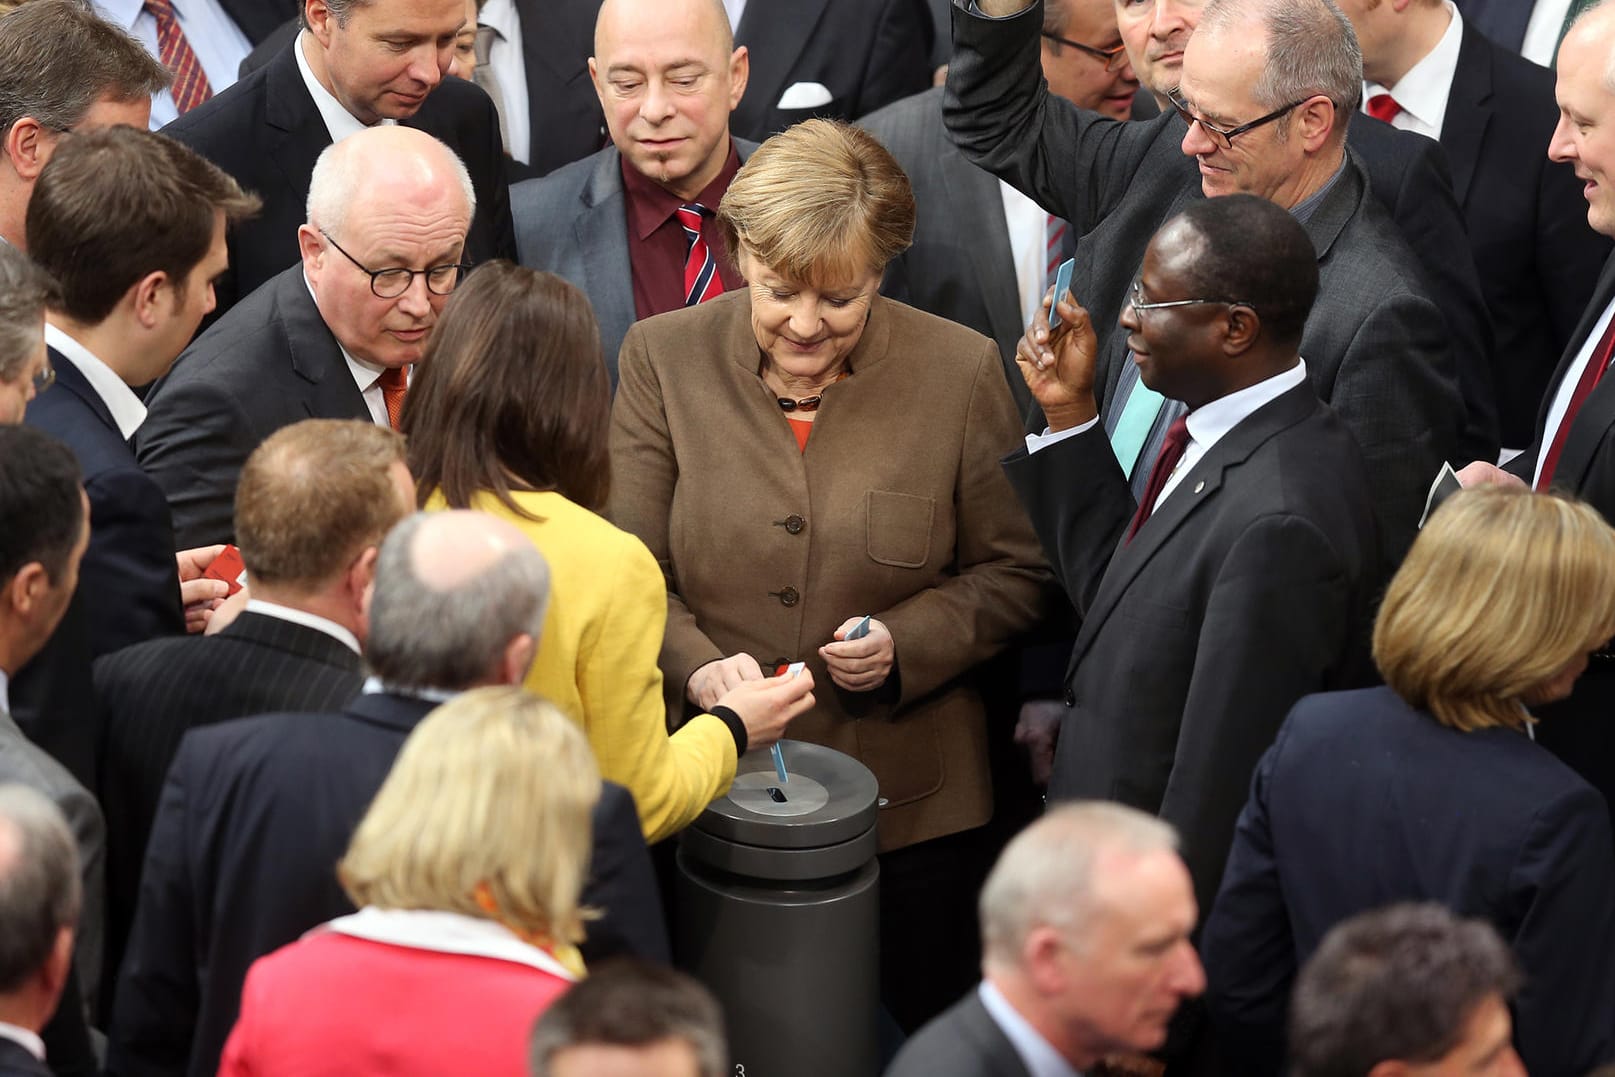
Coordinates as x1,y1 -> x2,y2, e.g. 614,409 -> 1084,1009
784,514 -> 806,535
1063,689 -> 1075,708
777,586 -> 800,608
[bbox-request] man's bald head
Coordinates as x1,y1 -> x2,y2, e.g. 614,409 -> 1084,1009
366,511 -> 551,692
305,125 -> 475,238
595,0 -> 733,57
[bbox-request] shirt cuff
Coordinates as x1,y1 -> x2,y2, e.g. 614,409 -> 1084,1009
709,705 -> 747,757
1026,416 -> 1100,454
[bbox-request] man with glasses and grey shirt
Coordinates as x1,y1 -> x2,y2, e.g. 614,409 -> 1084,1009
138,125 -> 474,548
945,0 -> 1464,564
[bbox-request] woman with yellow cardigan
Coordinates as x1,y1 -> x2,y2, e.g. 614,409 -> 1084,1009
400,262 -> 815,844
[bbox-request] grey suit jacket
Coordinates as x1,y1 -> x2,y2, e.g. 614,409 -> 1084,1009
884,989 -> 1032,1077
510,139 -> 758,382
944,0 -> 1465,561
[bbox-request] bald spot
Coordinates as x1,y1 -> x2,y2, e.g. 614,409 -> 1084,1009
320,125 -> 472,227
595,0 -> 733,61
408,510 -> 532,591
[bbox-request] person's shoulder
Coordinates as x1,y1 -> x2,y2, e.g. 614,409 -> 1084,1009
877,296 -> 998,366
859,85 -> 945,141
512,145 -> 615,211
887,991 -> 1012,1077
161,270 -> 304,386
160,60 -> 274,149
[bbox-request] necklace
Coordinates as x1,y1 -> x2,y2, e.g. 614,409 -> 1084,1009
763,364 -> 851,412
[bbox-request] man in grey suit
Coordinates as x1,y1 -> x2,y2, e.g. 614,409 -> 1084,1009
947,0 -> 1465,560
863,0 -> 1140,423
511,0 -> 754,380
886,803 -> 1205,1077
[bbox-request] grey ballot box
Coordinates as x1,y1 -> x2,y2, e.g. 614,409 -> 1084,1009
675,740 -> 882,1077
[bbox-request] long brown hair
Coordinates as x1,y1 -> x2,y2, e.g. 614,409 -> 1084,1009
402,262 -> 611,515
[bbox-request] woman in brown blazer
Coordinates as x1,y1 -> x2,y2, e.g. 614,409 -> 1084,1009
609,119 -> 1054,1031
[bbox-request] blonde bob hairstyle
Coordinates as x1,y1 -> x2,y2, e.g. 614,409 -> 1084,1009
338,687 -> 600,946
716,118 -> 915,289
1373,487 -> 1615,733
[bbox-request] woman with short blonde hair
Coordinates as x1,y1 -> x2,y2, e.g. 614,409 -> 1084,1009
1203,487 -> 1615,1076
218,688 -> 599,1077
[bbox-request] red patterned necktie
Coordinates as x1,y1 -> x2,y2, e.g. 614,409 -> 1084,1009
379,366 -> 408,432
1044,213 -> 1069,296
1366,93 -> 1401,124
678,203 -> 724,307
144,0 -> 213,115
1538,317 -> 1615,489
1126,416 -> 1192,542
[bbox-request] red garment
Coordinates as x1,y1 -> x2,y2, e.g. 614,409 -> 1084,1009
622,144 -> 745,322
217,932 -> 570,1076
788,416 -> 813,452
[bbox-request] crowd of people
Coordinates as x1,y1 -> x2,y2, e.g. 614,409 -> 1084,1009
0,0 -> 1611,1073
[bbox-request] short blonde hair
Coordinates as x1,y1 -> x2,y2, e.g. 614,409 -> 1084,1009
717,119 -> 915,288
339,687 -> 600,945
1373,487 -> 1615,732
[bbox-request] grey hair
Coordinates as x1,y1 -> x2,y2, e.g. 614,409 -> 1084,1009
304,133 -> 477,239
979,802 -> 1179,968
1042,0 -> 1069,35
300,0 -> 371,30
0,244 -> 55,384
0,0 -> 170,137
366,513 -> 550,693
1200,0 -> 1364,127
0,784 -> 81,993
530,959 -> 728,1077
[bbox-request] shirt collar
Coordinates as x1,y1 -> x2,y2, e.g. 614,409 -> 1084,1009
43,323 -> 147,440
0,668 -> 9,719
1365,2 -> 1462,134
477,0 -> 518,40
978,981 -> 1083,1077
244,599 -> 362,655
621,140 -> 742,241
1289,160 -> 1347,225
318,907 -> 578,982
0,1021 -> 45,1063
293,29 -> 396,142
361,675 -> 459,704
1184,359 -> 1308,454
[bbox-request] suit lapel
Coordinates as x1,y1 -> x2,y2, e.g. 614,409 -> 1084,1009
1070,385 -> 1318,668
45,349 -> 120,438
576,147 -> 637,372
263,41 -> 332,223
272,268 -> 371,421
940,153 -> 1023,352
1440,25 -> 1493,207
1526,252 -> 1615,461
1300,152 -> 1367,262
735,0 -> 832,122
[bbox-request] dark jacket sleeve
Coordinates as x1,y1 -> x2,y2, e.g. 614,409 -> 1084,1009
578,783 -> 670,966
79,468 -> 183,656
137,371 -> 257,549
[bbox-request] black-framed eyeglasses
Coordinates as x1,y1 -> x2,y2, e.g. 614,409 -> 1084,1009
319,230 -> 471,299
1167,87 -> 1316,150
1039,31 -> 1131,72
1128,278 -> 1251,316
31,357 -> 54,395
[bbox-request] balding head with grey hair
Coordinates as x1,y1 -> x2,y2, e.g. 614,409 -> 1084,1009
0,784 -> 80,994
365,511 -> 550,693
0,243 -> 54,387
1198,0 -> 1364,123
305,125 -> 475,240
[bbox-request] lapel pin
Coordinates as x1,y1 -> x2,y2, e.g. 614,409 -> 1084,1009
1194,480 -> 1205,494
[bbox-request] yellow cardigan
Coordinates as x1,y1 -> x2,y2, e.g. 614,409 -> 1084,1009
425,489 -> 737,843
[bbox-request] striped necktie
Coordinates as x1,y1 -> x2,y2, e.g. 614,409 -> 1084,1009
678,203 -> 724,307
144,0 -> 213,115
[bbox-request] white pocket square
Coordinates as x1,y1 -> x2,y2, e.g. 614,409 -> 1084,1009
776,81 -> 833,110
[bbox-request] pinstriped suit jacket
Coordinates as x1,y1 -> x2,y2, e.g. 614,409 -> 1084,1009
92,611 -> 362,1014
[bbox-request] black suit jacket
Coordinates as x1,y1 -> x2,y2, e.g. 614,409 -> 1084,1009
1203,686 -> 1615,1077
728,0 -> 933,142
216,0 -> 298,47
106,691 -> 667,1077
1442,23 -> 1612,447
1004,384 -> 1381,913
93,611 -> 364,1018
136,265 -> 370,549
161,35 -> 516,321
885,989 -> 1032,1077
0,1040 -> 48,1077
1452,0 -> 1533,52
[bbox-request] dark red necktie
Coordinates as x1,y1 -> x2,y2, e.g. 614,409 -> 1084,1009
1126,416 -> 1192,542
1366,93 -> 1401,124
678,203 -> 723,307
1538,317 -> 1615,489
144,0 -> 213,115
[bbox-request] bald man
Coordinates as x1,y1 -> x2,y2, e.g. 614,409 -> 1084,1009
139,125 -> 476,547
109,510 -> 671,1077
511,0 -> 752,380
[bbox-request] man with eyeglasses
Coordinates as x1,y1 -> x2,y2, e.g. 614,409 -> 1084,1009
946,0 -> 1466,565
862,0 -> 1142,423
139,125 -> 473,547
999,194 -> 1380,1015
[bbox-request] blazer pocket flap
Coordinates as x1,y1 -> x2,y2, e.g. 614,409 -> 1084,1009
866,490 -> 934,569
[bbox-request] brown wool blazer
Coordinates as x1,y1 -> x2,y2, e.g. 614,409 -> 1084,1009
609,291 -> 1056,850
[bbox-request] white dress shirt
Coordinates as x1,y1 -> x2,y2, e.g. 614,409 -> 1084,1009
243,599 -> 361,654
1524,0 -> 1577,67
476,0 -> 531,165
300,272 -> 405,427
978,981 -> 1083,1077
294,30 -> 396,142
1027,361 -> 1310,517
94,0 -> 252,130
723,0 -> 748,32
43,324 -> 147,440
1362,2 -> 1462,141
1001,181 -> 1053,331
0,1021 -> 45,1063
0,668 -> 9,720
1535,295 -> 1615,487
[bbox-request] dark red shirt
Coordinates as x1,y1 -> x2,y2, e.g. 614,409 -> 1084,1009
621,142 -> 747,322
